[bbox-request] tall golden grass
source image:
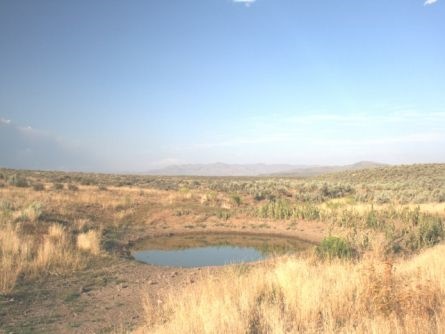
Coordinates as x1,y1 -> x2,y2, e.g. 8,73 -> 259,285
77,230 -> 101,255
142,245 -> 445,334
0,224 -> 30,293
0,223 -> 87,293
0,185 -> 139,294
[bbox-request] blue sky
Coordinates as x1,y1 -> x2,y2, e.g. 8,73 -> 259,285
1,0 -> 444,171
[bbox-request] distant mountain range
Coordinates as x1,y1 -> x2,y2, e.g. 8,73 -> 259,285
146,161 -> 387,177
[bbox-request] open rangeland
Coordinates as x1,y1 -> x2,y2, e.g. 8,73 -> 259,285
0,164 -> 445,333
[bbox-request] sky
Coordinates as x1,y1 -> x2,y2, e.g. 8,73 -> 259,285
1,0 -> 444,172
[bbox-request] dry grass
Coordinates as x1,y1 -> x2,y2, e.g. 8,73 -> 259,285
77,230 -> 101,255
1,167 -> 444,332
0,184 -> 128,294
142,245 -> 445,334
33,224 -> 82,274
0,195 -> 101,293
0,225 -> 30,293
0,223 -> 86,293
321,200 -> 445,216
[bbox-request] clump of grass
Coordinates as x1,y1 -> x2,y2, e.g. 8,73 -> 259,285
77,230 -> 101,255
142,244 -> 445,333
174,209 -> 191,216
33,224 -> 78,272
0,225 -> 30,293
17,202 -> 43,223
258,199 -> 293,219
0,200 -> 14,214
258,200 -> 321,221
30,224 -> 84,277
216,209 -> 231,220
0,223 -> 94,294
316,236 -> 355,259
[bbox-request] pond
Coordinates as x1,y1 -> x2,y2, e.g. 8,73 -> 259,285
132,233 -> 313,268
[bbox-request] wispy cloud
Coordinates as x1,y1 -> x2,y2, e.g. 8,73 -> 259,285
251,111 -> 445,128
185,110 -> 445,155
192,135 -> 288,149
233,0 -> 256,7
424,0 -> 438,6
192,130 -> 445,151
312,132 -> 445,146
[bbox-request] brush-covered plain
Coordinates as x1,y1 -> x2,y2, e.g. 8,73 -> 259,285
0,164 -> 444,333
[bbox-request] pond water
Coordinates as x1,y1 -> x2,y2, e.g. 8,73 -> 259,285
132,233 -> 313,268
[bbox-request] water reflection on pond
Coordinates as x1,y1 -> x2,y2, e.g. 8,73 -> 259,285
132,233 -> 313,268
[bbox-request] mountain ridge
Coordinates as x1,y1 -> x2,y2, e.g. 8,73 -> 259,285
146,161 -> 387,177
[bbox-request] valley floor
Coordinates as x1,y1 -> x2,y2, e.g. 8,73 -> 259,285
1,165 -> 444,333
1,200 -> 325,333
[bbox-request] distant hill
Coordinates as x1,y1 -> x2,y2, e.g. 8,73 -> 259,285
147,163 -> 303,177
268,161 -> 387,177
316,163 -> 445,184
146,161 -> 387,177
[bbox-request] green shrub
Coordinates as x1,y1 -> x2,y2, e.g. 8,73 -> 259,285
366,209 -> 379,229
53,182 -> 64,190
8,174 -> 29,187
316,236 -> 355,259
216,209 -> 231,220
0,200 -> 14,212
320,183 -> 354,199
231,194 -> 242,206
67,184 -> 79,191
418,219 -> 444,248
79,177 -> 96,186
33,183 -> 45,191
254,191 -> 276,201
